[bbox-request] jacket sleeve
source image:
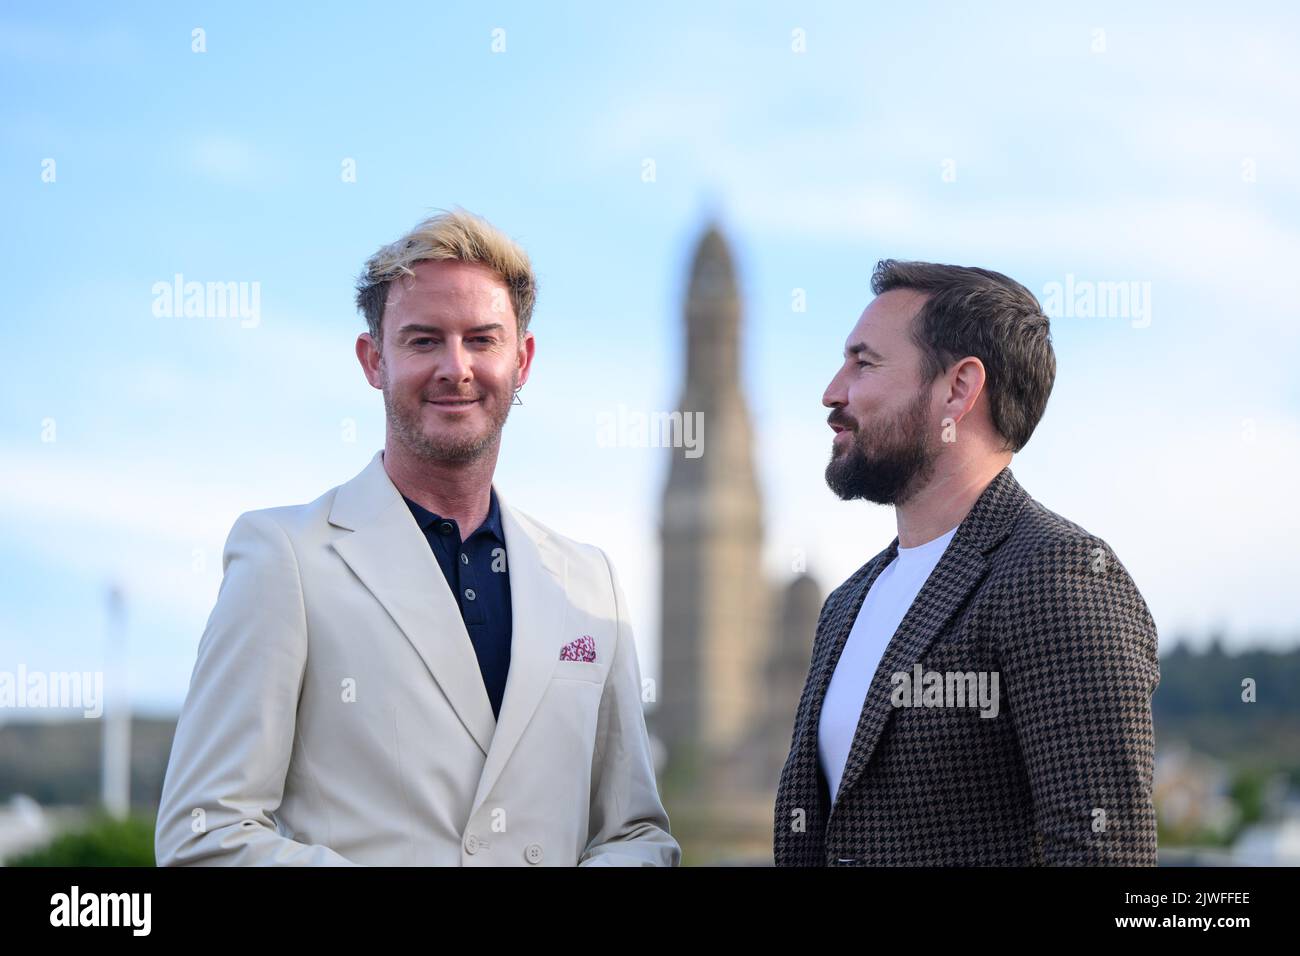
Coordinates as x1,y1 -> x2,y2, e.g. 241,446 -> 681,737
155,510 -> 359,866
578,548 -> 681,867
996,533 -> 1160,865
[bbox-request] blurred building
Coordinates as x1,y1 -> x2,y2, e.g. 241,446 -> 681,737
654,223 -> 822,859
0,795 -> 52,864
1154,744 -> 1239,839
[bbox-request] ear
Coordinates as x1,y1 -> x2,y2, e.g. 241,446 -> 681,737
356,333 -> 383,389
944,356 -> 987,426
515,330 -> 536,389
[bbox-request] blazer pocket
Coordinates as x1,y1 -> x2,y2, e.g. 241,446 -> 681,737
552,659 -> 605,683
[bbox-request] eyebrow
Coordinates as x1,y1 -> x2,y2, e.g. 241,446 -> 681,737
845,341 -> 885,361
397,322 -> 507,337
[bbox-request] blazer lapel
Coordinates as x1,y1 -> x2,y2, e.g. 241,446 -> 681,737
827,540 -> 989,819
824,466 -> 1030,823
471,493 -> 569,815
794,546 -> 896,826
329,450 -> 496,756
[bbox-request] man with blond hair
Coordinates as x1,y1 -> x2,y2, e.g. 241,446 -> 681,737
156,208 -> 679,866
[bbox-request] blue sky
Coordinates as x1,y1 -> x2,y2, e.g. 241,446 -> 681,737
2,1 -> 1298,716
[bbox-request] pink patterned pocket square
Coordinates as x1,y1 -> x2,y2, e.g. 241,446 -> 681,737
559,635 -> 597,662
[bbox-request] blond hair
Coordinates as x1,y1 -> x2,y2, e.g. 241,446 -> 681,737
355,207 -> 537,344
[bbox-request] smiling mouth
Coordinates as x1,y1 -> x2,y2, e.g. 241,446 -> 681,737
427,398 -> 478,406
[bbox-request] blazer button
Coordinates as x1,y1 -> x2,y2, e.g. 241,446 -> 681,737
524,843 -> 543,865
464,833 -> 481,854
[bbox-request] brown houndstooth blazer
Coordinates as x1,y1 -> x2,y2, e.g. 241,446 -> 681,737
773,466 -> 1160,866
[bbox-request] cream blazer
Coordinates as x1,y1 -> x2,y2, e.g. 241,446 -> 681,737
155,450 -> 679,866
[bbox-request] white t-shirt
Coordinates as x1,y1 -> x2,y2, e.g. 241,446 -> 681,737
818,525 -> 959,805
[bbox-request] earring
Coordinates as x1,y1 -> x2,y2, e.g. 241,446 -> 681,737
512,387 -> 523,406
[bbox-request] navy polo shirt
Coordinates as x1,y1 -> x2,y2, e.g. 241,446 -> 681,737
401,488 -> 513,720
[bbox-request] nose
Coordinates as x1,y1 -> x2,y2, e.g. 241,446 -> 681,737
435,338 -> 472,384
823,367 -> 847,409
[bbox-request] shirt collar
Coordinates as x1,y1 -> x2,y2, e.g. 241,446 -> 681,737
402,487 -> 505,543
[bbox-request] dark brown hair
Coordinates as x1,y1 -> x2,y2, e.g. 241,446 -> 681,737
871,259 -> 1055,452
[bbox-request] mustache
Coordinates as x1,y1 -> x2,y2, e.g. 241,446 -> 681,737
827,411 -> 857,431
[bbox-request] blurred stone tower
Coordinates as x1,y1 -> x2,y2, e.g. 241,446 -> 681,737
760,574 -> 822,787
658,224 -> 768,795
657,223 -> 821,809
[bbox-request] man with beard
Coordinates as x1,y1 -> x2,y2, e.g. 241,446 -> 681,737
773,260 -> 1159,866
156,208 -> 678,866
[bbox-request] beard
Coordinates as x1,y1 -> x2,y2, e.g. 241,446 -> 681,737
825,388 -> 936,506
382,364 -> 518,465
